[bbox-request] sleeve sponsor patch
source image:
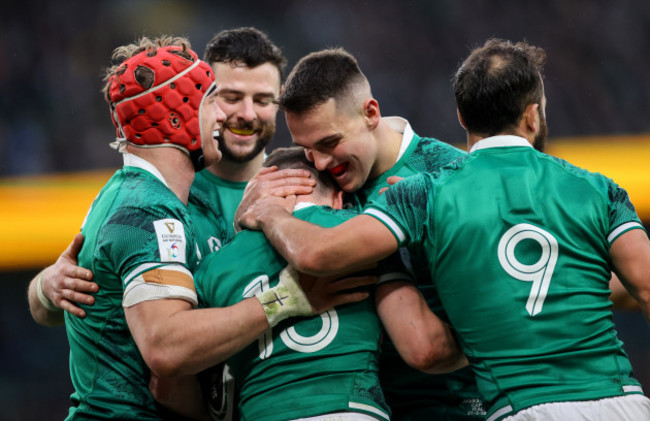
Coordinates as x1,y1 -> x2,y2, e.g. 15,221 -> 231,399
153,218 -> 187,264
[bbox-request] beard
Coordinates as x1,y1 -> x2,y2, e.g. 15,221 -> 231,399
217,119 -> 275,163
533,110 -> 548,152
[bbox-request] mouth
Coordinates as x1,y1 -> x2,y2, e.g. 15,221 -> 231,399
327,162 -> 349,177
228,127 -> 257,136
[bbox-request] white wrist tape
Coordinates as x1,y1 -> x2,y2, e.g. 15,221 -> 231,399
37,273 -> 59,312
255,266 -> 313,327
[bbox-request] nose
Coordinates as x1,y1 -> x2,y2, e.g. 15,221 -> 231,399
311,150 -> 332,171
236,97 -> 257,122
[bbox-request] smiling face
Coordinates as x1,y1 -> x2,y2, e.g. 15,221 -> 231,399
200,87 -> 227,167
211,61 -> 281,163
286,98 -> 379,193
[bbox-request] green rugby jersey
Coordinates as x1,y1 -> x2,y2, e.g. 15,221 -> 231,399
188,168 -> 247,257
348,117 -> 485,420
365,135 -> 645,421
66,155 -> 199,420
195,204 -> 389,421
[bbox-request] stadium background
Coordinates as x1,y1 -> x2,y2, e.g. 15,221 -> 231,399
1,0 -> 649,418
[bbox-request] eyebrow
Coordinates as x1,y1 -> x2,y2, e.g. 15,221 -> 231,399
314,134 -> 342,147
218,88 -> 276,98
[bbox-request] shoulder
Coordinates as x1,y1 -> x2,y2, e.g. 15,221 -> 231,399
295,206 -> 359,226
407,136 -> 467,174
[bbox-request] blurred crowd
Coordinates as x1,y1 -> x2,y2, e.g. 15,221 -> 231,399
1,0 -> 649,176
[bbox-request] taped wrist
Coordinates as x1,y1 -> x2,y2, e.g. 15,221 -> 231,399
37,273 -> 59,312
255,266 -> 313,327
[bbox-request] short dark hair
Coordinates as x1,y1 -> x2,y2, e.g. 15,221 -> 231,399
278,47 -> 367,114
452,38 -> 546,136
263,147 -> 338,196
203,27 -> 287,80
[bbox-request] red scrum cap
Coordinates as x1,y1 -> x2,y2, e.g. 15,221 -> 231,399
106,45 -> 216,170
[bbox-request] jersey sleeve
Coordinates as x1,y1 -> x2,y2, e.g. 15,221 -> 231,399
605,179 -> 646,244
98,205 -> 198,308
375,250 -> 416,286
363,173 -> 433,247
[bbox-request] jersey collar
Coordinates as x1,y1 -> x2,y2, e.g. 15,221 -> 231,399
470,135 -> 533,153
123,153 -> 169,187
293,201 -> 318,212
384,116 -> 414,161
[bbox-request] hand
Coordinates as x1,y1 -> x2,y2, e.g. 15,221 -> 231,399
234,166 -> 315,231
238,195 -> 296,231
299,271 -> 377,314
42,233 -> 97,318
378,175 -> 404,194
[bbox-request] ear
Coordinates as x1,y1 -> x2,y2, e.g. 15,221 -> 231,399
456,109 -> 467,129
332,190 -> 345,210
363,98 -> 381,129
524,103 -> 540,134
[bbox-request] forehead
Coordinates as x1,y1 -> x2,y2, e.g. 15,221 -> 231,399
211,62 -> 281,94
286,99 -> 348,148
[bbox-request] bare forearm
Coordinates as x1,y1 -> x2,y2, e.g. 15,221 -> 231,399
259,210 -> 397,276
377,282 -> 468,374
150,374 -> 209,421
130,298 -> 270,377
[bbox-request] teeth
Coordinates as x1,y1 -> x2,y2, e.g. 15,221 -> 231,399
229,127 -> 255,135
213,129 -> 220,139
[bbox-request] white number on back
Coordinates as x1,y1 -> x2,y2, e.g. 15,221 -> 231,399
497,223 -> 558,316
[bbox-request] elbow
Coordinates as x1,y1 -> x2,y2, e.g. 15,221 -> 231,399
399,333 -> 464,374
290,243 -> 335,276
402,344 -> 444,373
139,337 -> 185,377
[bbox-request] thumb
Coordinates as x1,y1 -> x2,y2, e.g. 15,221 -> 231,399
63,233 -> 85,262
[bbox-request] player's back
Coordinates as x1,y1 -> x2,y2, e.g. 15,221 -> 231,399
427,142 -> 643,416
195,205 -> 388,421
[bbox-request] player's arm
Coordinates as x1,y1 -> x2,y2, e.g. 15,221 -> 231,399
233,166 -> 315,232
609,228 -> 650,321
609,272 -> 640,310
376,281 -> 468,374
27,234 -> 98,326
239,195 -> 399,276
149,373 -> 209,421
125,265 -> 374,377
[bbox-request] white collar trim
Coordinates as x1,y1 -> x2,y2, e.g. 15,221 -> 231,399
470,135 -> 532,153
123,153 -> 169,187
383,116 -> 414,161
293,201 -> 318,212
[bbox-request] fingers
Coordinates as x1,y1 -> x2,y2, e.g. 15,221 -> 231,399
59,300 -> 87,318
68,265 -> 94,281
329,275 -> 377,292
62,233 -> 85,262
328,291 -> 371,307
65,277 -> 98,294
269,185 -> 314,198
258,168 -> 313,182
386,175 -> 404,186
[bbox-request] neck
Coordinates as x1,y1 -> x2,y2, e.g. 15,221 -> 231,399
205,151 -> 265,182
466,125 -> 534,151
127,146 -> 195,204
369,119 -> 403,179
